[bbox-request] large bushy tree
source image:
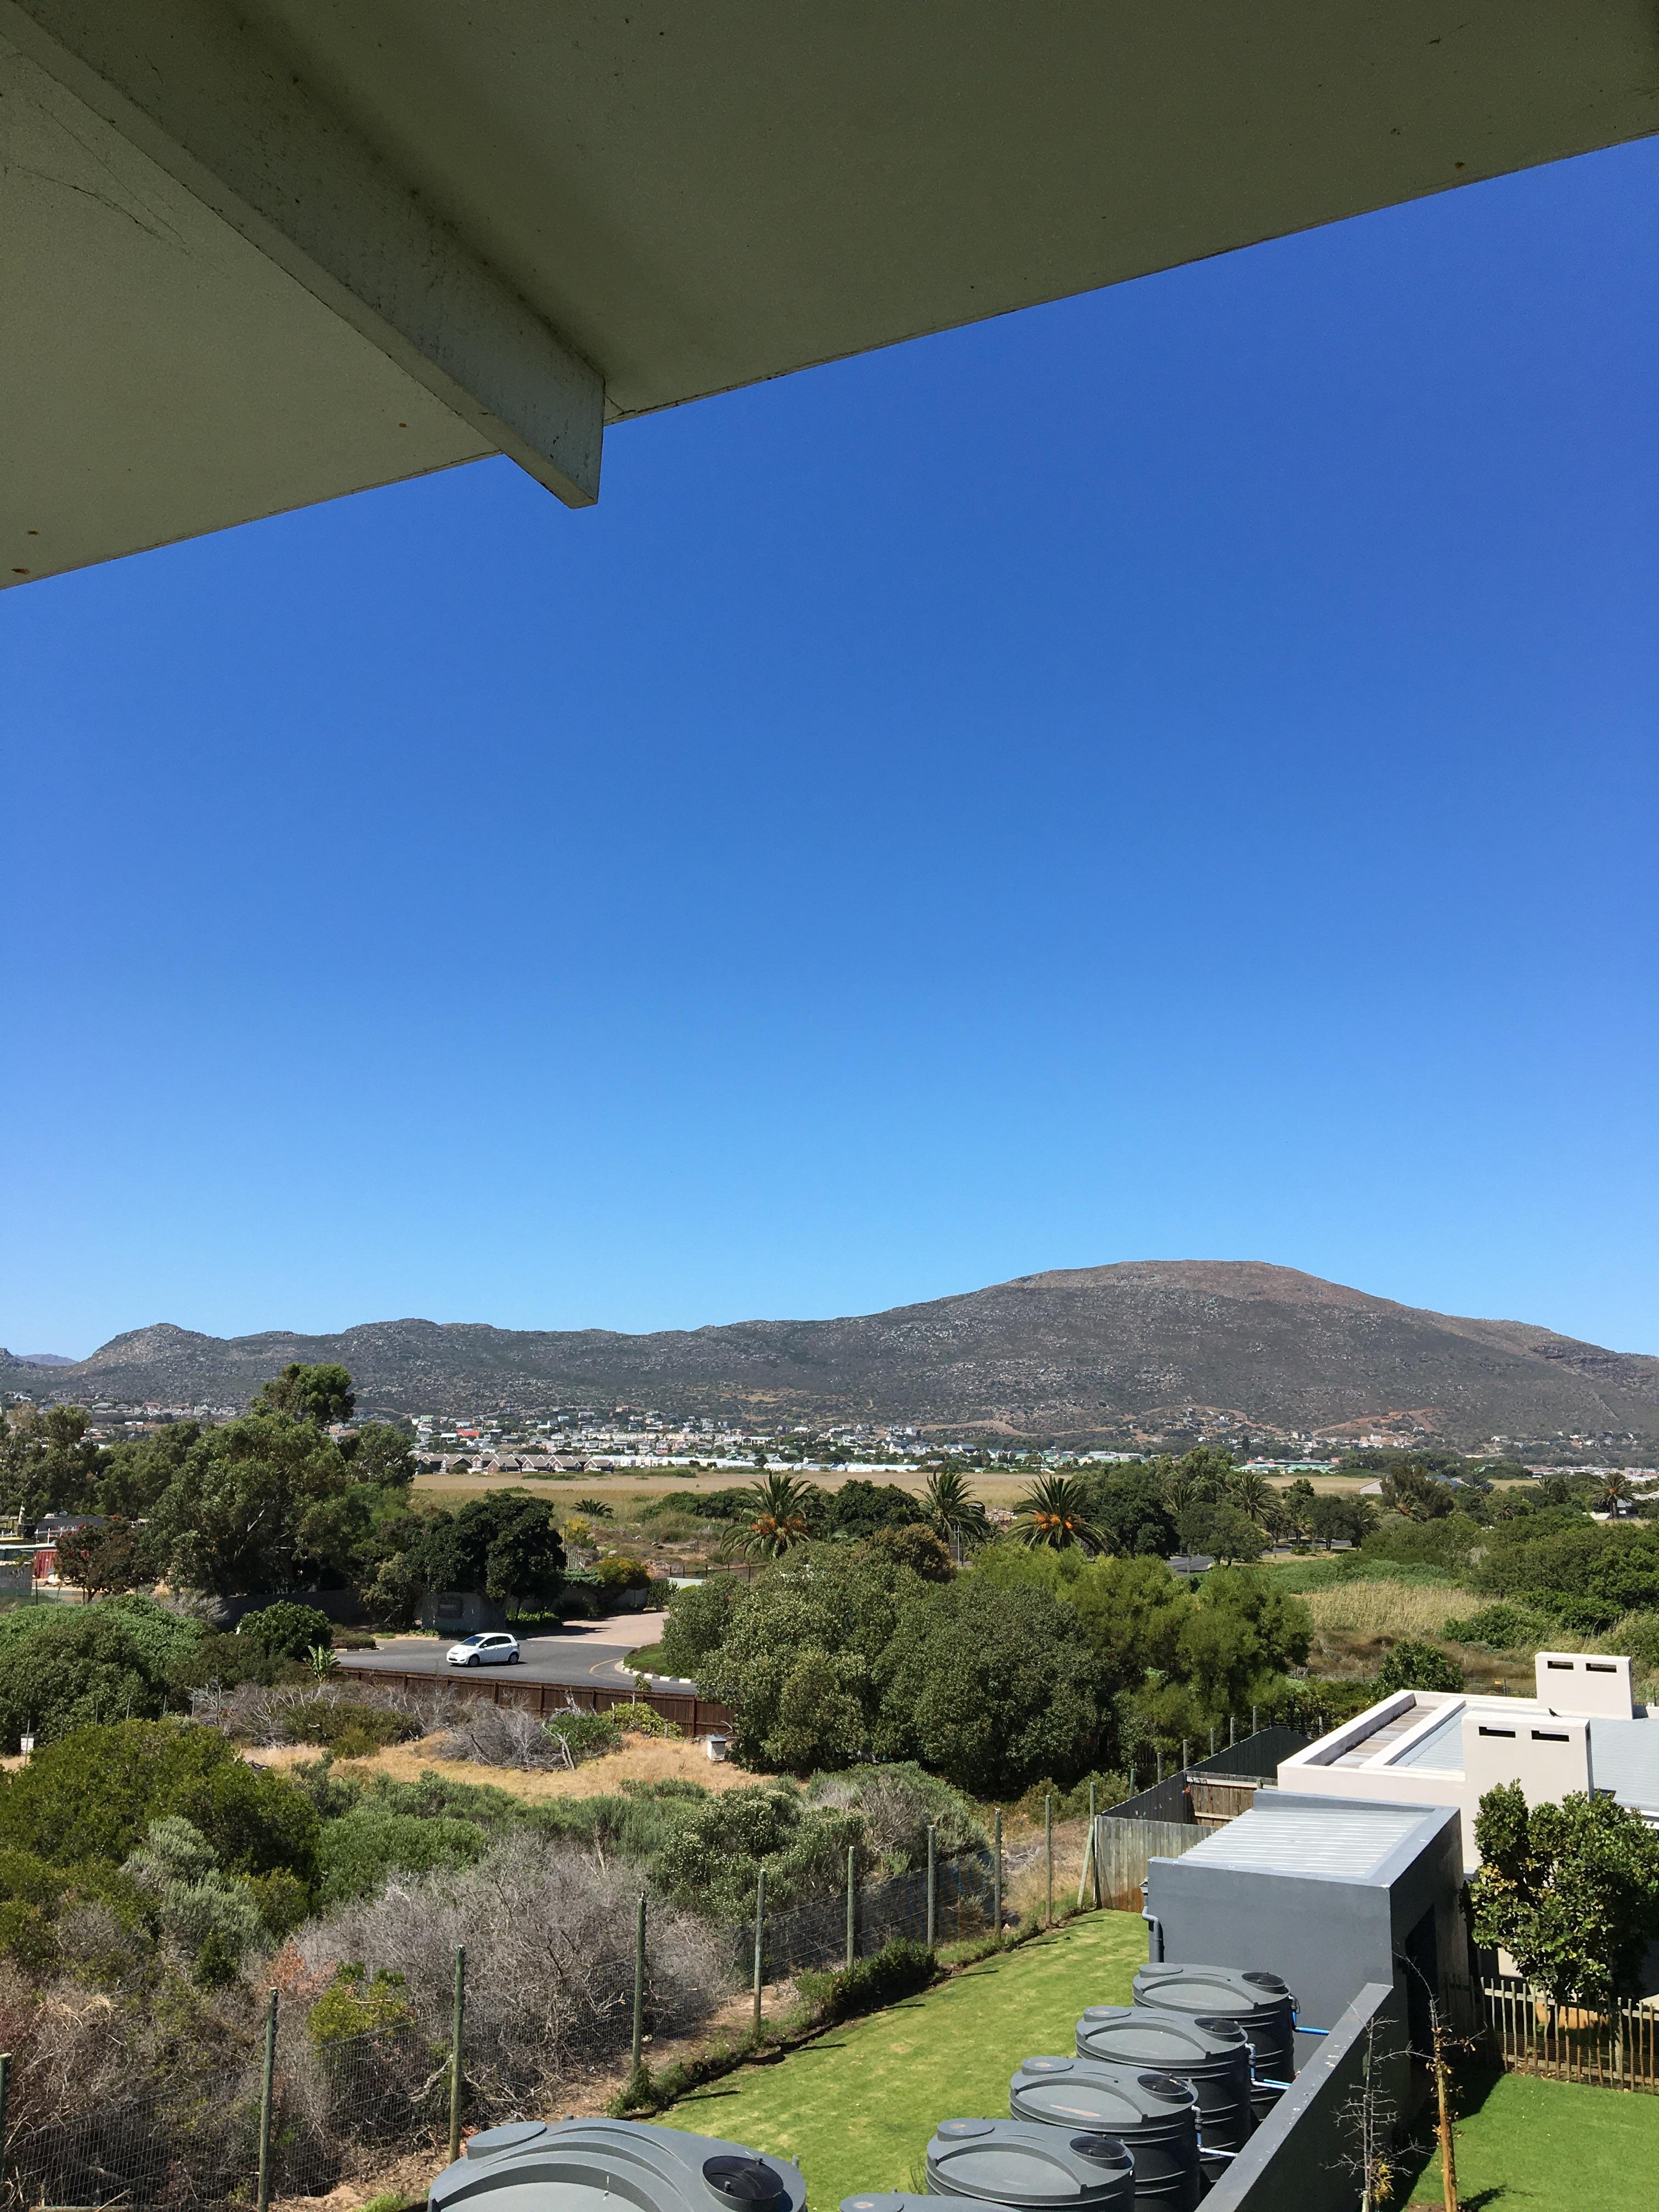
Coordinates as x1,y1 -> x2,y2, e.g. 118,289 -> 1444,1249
1471,1781 -> 1659,2008
407,1494 -> 565,1616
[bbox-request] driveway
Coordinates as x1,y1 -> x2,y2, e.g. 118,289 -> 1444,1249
337,1607 -> 697,1692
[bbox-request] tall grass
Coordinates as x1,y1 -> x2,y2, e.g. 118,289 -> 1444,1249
1304,1580 -> 1465,1639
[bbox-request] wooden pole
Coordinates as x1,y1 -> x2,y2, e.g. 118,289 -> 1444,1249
845,1843 -> 856,1972
992,1808 -> 1003,1936
752,1868 -> 765,2033
256,1987 -> 278,2212
1089,1779 -> 1102,1908
926,1822 -> 938,1948
1434,2002 -> 1458,2212
1045,1792 -> 1054,1925
448,1945 -> 467,2164
632,1894 -> 647,2070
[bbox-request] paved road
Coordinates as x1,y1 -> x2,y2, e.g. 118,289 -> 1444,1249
338,1611 -> 697,1693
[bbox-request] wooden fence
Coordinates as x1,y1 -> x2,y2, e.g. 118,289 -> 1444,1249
1092,1815 -> 1209,1909
1464,1973 -> 1659,2092
337,1660 -> 732,1737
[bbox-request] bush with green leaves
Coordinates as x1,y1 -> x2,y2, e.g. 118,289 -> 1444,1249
701,1547 -> 914,1771
1443,1602 -> 1544,1651
0,1720 -> 319,1885
237,1601 -> 335,1661
592,1555 -> 650,1593
656,1576 -> 743,1676
121,1814 -> 270,1981
315,1803 -> 494,1910
543,1710 -> 625,1762
649,1782 -> 862,1920
1471,1780 -> 1659,2007
796,1936 -> 938,2024
878,1577 -> 1100,1797
0,1607 -> 171,1751
1373,1641 -> 1464,1696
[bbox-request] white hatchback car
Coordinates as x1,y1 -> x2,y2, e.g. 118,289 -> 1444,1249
445,1630 -> 521,1667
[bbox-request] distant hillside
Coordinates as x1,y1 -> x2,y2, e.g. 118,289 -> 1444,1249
6,1262 -> 1657,1449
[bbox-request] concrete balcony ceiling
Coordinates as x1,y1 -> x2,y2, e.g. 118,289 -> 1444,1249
4,1 -> 1656,588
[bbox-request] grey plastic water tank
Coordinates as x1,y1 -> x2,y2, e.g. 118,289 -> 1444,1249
1132,1964 -> 1296,2085
1074,2006 -> 1255,2152
1009,2058 -> 1199,2210
925,2119 -> 1135,2212
428,2118 -> 807,2212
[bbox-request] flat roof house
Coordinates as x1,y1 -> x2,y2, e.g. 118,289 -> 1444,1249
1277,1651 -> 1658,1863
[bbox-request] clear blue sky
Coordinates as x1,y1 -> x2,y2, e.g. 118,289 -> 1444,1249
4,143 -> 1655,1360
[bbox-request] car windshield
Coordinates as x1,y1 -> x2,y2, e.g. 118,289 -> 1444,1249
458,1634 -> 485,1645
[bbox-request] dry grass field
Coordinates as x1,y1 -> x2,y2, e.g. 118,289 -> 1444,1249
245,1729 -> 757,1803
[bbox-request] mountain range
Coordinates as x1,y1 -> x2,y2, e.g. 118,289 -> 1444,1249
5,1262 -> 1657,1450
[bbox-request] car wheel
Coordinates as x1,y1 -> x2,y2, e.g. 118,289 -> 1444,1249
467,1654 -> 479,1667
509,1650 -> 521,1663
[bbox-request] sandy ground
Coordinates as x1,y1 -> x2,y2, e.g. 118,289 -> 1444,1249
413,1469 -> 1378,1509
246,1728 -> 758,1801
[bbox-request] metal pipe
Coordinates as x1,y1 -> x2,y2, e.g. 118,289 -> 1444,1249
632,1894 -> 646,2069
752,1869 -> 765,2034
992,1808 -> 1002,1935
845,1843 -> 856,1971
926,1822 -> 937,1947
449,1945 -> 467,2162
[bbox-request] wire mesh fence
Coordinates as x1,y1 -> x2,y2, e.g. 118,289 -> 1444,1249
0,1842 -> 1006,2210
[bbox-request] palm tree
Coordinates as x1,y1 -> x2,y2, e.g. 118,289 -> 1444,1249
919,1469 -> 990,1547
1013,1472 -> 1110,1554
1227,1470 -> 1273,1521
736,1469 -> 814,1559
1599,1470 -> 1633,1518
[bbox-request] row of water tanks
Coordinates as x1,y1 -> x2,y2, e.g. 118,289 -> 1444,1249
427,1961 -> 1299,2212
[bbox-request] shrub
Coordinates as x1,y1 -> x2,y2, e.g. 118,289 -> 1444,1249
0,1609 -> 170,1750
543,1710 -> 625,1763
796,1936 -> 938,2024
593,1555 -> 650,1593
805,1764 -> 985,1870
0,1720 -> 320,1885
237,1602 -> 335,1661
1373,1641 -> 1464,1696
1611,1611 -> 1659,1671
1472,1781 -> 1659,2007
315,1807 -> 494,1910
121,1815 -> 270,1980
649,1784 -> 860,1920
308,1962 -> 416,2046
437,1701 -> 577,1771
605,1702 -> 682,1739
99,1595 -> 206,1674
1444,1602 -> 1543,1651
296,1830 -> 733,2113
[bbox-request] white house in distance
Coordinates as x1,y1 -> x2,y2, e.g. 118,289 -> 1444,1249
1277,1652 -> 1659,1864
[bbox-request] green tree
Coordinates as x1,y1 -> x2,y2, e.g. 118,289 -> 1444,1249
345,1421 -> 417,1487
918,1469 -> 990,1545
94,1420 -> 205,1519
1205,1504 -> 1268,1565
1379,1463 -> 1455,1522
52,1516 -> 148,1596
862,1523 -> 954,1581
1013,1473 -> 1110,1554
1471,1781 -> 1659,2008
656,1574 -> 743,1677
878,1578 -> 1099,1796
0,1404 -> 105,1522
1227,1470 -> 1273,1521
736,1470 -> 817,1559
145,1410 -> 354,1595
0,1607 -> 170,1750
1081,1467 -> 1178,1558
251,1363 -> 356,1426
408,1494 -> 565,1615
702,1547 -> 911,1770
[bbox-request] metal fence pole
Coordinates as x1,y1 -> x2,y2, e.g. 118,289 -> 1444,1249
1209,1725 -> 1216,1757
1229,1713 -> 1237,1748
845,1844 -> 856,1972
1044,1793 -> 1054,1925
1251,1702 -> 1259,1735
448,1944 -> 467,2164
1182,1737 -> 1189,1771
255,1987 -> 278,2212
993,1808 -> 1003,1936
926,1822 -> 938,1948
632,1894 -> 647,2070
1088,1780 -> 1102,1909
752,1870 -> 766,2034
0,2049 -> 12,2206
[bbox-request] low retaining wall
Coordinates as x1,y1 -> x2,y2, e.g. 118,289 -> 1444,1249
336,1661 -> 732,1737
1199,1980 -> 1398,2212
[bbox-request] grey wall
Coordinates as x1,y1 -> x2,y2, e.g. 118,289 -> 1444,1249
1200,1982 -> 1395,2212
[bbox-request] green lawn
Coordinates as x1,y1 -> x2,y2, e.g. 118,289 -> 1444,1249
661,1912 -> 1148,2208
1408,2069 -> 1659,2211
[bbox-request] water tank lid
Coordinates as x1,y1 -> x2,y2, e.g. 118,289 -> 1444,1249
936,2120 -> 998,2140
705,2155 -> 791,2212
465,2123 -> 548,2159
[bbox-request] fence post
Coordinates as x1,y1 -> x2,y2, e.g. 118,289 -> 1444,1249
1229,1713 -> 1237,1749
845,1844 -> 856,1972
256,1985 -> 278,2212
0,2048 -> 12,2207
993,1809 -> 1003,1937
632,1893 -> 647,2071
1044,1792 -> 1054,1926
1209,1725 -> 1216,1757
1089,1780 -> 1102,1909
1251,1703 -> 1259,1735
448,1944 -> 466,2164
926,1822 -> 938,1948
752,1870 -> 766,2035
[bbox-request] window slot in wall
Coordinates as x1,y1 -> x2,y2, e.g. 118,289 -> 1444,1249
1545,1660 -> 1573,1672
1531,1730 -> 1569,1742
1587,1662 -> 1616,1674
1479,1726 -> 1517,1739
